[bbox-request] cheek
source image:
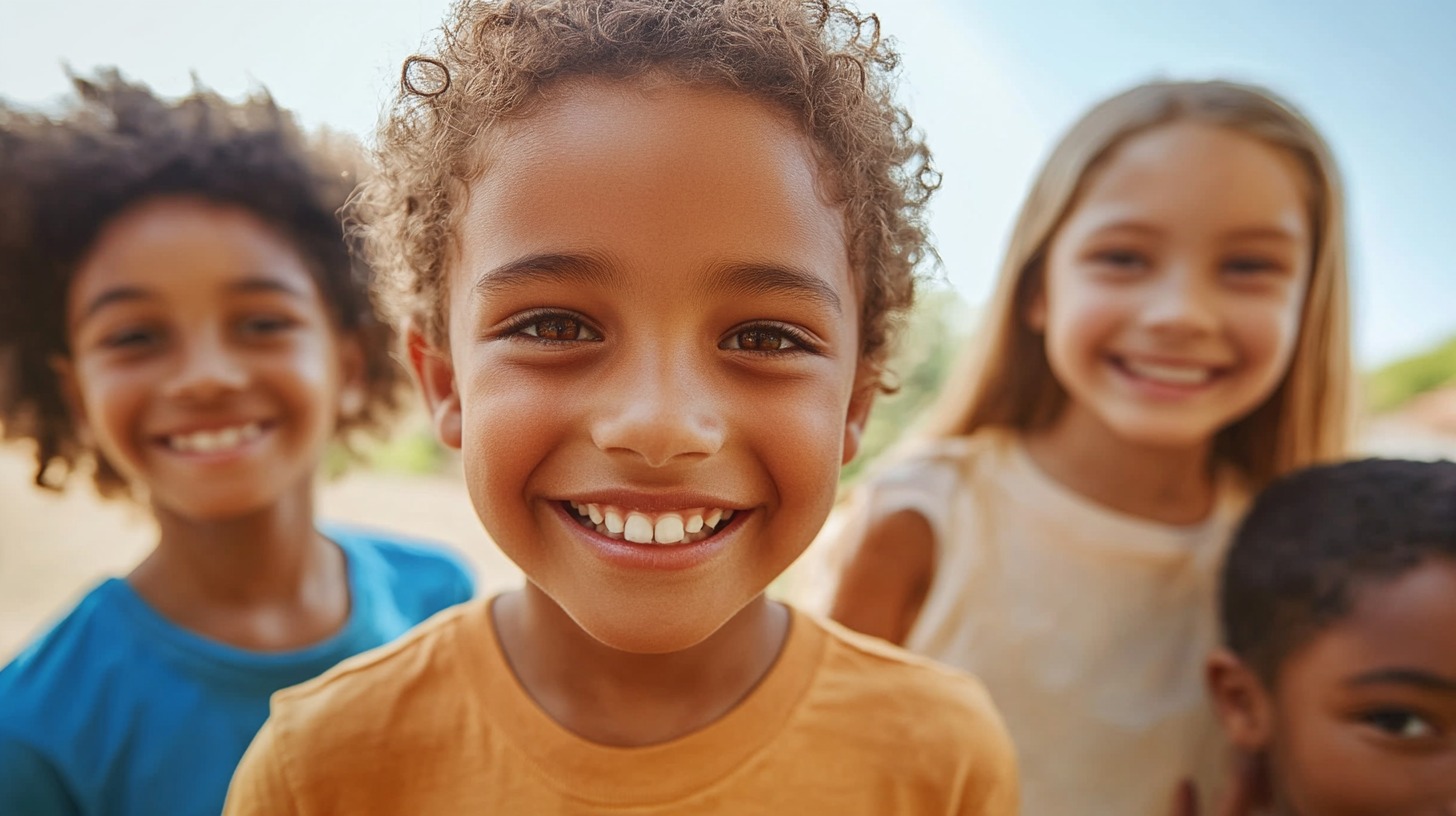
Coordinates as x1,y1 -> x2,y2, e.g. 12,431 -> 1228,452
1043,280 -> 1127,364
1230,297 -> 1304,379
1275,703 -> 1420,815
457,360 -> 570,509
750,371 -> 850,520
73,360 -> 143,433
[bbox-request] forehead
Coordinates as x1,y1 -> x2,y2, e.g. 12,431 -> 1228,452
450,78 -> 854,306
1069,121 -> 1311,238
68,197 -> 321,318
1283,559 -> 1456,685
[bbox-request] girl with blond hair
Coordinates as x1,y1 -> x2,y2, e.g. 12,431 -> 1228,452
828,79 -> 1351,815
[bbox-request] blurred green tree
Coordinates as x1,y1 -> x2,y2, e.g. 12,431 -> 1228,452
1367,334 -> 1456,413
841,285 -> 972,486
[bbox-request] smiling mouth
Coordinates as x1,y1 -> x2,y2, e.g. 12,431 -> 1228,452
160,421 -> 269,454
1110,356 -> 1226,387
562,501 -> 736,546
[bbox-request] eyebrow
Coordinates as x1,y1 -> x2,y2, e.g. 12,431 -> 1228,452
702,261 -> 842,316
79,286 -> 152,322
227,276 -> 311,299
473,252 -> 622,295
1347,668 -> 1456,693
1219,226 -> 1303,243
77,274 -> 310,325
472,253 -> 842,316
1085,221 -> 1302,243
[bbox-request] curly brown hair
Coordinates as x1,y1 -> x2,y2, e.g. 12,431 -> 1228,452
357,0 -> 937,381
0,70 -> 406,496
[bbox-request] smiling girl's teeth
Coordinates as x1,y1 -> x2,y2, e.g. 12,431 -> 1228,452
570,503 -> 734,545
1123,360 -> 1213,386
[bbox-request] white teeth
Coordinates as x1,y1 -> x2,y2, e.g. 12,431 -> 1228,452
624,513 -> 654,544
604,509 -> 625,535
1123,360 -> 1213,386
654,514 -> 685,544
168,422 -> 262,454
567,502 -> 736,545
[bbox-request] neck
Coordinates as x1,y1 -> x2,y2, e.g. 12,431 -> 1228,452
1023,405 -> 1217,525
126,475 -> 350,649
494,584 -> 790,747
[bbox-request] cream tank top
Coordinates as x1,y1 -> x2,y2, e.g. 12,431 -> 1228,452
834,429 -> 1246,816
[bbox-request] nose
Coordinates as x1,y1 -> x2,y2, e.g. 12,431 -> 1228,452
590,343 -> 725,468
1141,263 -> 1220,338
163,326 -> 248,402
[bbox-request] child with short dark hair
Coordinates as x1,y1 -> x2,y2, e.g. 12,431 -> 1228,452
222,1 -> 1018,813
0,71 -> 474,816
1185,459 -> 1456,814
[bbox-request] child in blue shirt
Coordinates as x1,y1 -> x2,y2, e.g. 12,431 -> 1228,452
0,71 -> 474,816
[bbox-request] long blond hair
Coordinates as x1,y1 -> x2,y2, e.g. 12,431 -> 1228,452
918,80 -> 1351,490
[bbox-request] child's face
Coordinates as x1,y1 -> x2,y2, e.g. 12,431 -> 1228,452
61,197 -> 362,520
1216,559 -> 1456,815
412,78 -> 867,653
1033,122 -> 1313,452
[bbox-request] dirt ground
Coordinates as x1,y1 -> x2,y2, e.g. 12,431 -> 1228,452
5,414 -> 1455,661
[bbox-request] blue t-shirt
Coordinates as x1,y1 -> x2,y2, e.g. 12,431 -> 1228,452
0,524 -> 474,816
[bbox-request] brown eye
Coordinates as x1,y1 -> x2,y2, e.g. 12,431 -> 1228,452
532,316 -> 582,341
736,327 -> 786,351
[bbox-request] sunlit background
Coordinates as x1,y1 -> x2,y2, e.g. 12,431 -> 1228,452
4,0 -> 1455,654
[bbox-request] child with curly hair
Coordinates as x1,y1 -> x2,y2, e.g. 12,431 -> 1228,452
0,71 -> 475,816
222,1 -> 1018,813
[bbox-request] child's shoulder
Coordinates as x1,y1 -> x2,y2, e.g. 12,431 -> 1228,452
322,522 -> 475,600
0,581 -> 133,730
802,610 -> 1013,752
811,611 -> 1001,707
264,596 -> 483,730
871,427 -> 1018,487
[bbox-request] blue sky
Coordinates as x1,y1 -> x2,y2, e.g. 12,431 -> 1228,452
2,0 -> 1451,364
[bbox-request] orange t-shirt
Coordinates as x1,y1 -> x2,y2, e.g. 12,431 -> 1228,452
224,598 -> 1017,815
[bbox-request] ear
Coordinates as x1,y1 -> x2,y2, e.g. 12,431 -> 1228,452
842,373 -> 878,466
1206,648 -> 1276,752
336,333 -> 368,421
405,324 -> 462,450
48,354 -> 93,446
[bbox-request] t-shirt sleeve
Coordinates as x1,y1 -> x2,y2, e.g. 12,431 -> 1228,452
222,719 -> 299,816
0,735 -> 79,816
956,730 -> 1020,816
937,672 -> 1020,816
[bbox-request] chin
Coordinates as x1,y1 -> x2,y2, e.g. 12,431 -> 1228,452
568,602 -> 734,655
1105,416 -> 1221,453
155,492 -> 272,524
